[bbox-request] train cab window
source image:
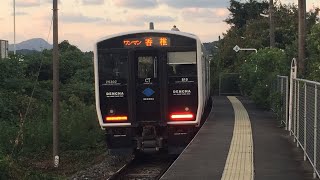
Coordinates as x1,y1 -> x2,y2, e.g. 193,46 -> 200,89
98,53 -> 128,80
167,51 -> 197,77
138,56 -> 157,79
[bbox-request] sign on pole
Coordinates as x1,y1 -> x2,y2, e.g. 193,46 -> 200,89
233,45 -> 241,52
233,45 -> 257,53
288,58 -> 297,133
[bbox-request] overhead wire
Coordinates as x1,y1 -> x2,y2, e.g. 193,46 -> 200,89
23,15 -> 53,120
11,13 -> 53,155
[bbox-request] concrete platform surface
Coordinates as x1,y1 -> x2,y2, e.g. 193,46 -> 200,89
160,96 -> 313,180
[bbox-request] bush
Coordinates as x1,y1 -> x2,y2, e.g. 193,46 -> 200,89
239,48 -> 288,107
0,155 -> 10,180
60,96 -> 103,151
306,23 -> 320,81
0,41 -> 104,179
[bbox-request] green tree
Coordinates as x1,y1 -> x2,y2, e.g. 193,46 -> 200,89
0,40 -> 103,179
239,48 -> 288,107
225,0 -> 269,29
306,23 -> 320,81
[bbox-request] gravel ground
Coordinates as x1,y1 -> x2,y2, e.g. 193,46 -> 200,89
70,153 -> 133,180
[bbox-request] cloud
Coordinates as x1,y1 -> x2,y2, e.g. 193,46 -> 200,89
61,13 -> 105,23
15,12 -> 29,16
112,0 -> 158,8
102,14 -> 175,27
15,0 -> 61,7
159,0 -> 228,8
82,0 -> 105,5
181,8 -> 228,23
41,0 -> 61,4
15,0 -> 40,7
129,14 -> 175,23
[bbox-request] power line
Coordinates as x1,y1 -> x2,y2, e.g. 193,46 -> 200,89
23,16 -> 53,120
11,15 -> 54,156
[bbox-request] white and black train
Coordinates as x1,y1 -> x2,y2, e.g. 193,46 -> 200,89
94,29 -> 211,154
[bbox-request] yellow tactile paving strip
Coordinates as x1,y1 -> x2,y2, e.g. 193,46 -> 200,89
221,96 -> 254,180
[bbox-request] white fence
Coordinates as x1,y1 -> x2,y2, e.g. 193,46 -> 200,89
276,76 -> 320,178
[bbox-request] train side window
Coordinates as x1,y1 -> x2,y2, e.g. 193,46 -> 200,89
167,51 -> 197,77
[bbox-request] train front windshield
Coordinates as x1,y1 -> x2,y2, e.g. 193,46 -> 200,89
99,53 -> 128,83
167,51 -> 197,77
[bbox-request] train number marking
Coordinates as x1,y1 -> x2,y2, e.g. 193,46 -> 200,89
182,78 -> 189,82
143,98 -> 155,101
175,78 -> 194,83
104,80 -> 120,86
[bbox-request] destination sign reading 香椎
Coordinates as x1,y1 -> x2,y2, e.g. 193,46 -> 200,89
123,37 -> 171,48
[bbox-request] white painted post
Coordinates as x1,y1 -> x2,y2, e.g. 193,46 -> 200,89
304,82 -> 307,161
297,82 -> 300,148
286,77 -> 289,131
281,78 -> 284,127
313,84 -> 318,179
289,58 -> 297,132
292,80 -> 298,142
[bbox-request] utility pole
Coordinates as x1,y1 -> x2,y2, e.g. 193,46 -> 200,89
13,0 -> 16,55
298,0 -> 306,76
269,0 -> 275,48
53,0 -> 60,168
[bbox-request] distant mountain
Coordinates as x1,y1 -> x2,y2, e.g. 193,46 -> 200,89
9,38 -> 52,51
16,49 -> 40,55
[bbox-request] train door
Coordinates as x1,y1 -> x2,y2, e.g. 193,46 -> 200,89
128,50 -> 167,124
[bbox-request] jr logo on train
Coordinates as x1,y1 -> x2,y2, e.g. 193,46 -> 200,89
94,28 -> 211,154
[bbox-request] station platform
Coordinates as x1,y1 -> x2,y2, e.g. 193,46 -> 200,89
160,96 -> 313,180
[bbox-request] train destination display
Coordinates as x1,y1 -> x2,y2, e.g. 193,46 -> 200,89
123,37 -> 170,48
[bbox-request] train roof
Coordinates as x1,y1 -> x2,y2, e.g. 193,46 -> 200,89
96,30 -> 201,43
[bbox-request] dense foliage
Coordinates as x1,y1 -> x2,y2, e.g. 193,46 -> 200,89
306,23 -> 320,82
239,48 -> 288,107
0,41 -> 103,179
210,0 -> 319,107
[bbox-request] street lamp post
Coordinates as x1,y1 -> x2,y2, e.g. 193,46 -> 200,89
260,0 -> 275,48
298,0 -> 306,76
269,0 -> 275,48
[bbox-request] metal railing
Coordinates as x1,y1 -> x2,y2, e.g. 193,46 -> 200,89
273,76 -> 289,129
276,76 -> 320,178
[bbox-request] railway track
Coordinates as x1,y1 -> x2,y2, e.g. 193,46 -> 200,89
108,153 -> 177,180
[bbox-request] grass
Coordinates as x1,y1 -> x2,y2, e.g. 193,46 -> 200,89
1,144 -> 107,180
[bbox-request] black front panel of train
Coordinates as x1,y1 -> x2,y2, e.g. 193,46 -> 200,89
127,49 -> 168,125
134,51 -> 162,123
98,50 -> 129,123
168,77 -> 198,115
167,51 -> 198,118
97,33 -> 197,125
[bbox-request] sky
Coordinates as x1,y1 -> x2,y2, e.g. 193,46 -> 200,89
0,0 -> 319,52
